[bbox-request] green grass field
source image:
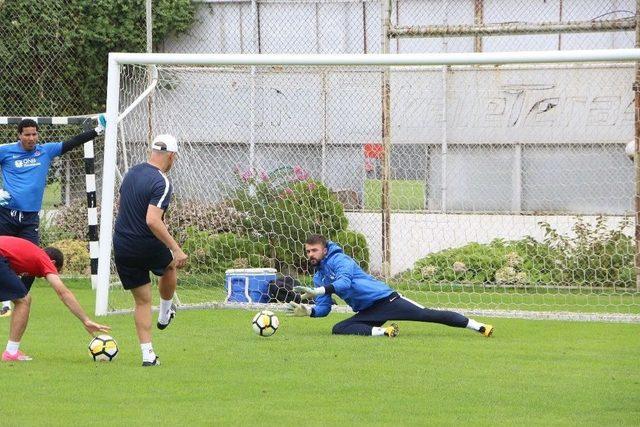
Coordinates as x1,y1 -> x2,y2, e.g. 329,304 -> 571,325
2,279 -> 639,426
364,179 -> 426,211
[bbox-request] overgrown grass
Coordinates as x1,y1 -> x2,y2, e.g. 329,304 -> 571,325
2,279 -> 639,425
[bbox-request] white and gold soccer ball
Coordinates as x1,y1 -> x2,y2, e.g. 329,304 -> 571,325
88,334 -> 119,362
252,310 -> 279,337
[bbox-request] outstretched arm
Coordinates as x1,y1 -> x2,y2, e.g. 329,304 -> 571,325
60,115 -> 106,155
61,129 -> 98,155
45,273 -> 110,335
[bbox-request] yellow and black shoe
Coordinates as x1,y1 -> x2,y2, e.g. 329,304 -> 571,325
384,323 -> 399,338
479,324 -> 494,337
0,306 -> 11,318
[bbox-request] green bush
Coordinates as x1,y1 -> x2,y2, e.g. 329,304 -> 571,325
1,0 -> 195,115
230,166 -> 350,271
537,216 -> 634,287
182,230 -> 272,275
397,216 -> 634,288
165,200 -> 245,246
48,199 -> 90,240
51,239 -> 90,275
333,230 -> 370,272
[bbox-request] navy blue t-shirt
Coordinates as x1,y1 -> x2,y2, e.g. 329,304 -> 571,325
114,162 -> 172,249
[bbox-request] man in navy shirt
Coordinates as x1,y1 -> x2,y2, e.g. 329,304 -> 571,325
113,134 -> 187,366
0,117 -> 105,317
286,234 -> 494,338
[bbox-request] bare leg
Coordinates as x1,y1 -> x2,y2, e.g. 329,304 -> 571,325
9,295 -> 31,342
158,262 -> 177,300
131,284 -> 152,344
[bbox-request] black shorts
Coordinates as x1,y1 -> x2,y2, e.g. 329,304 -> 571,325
0,256 -> 29,301
113,237 -> 173,290
0,207 -> 40,245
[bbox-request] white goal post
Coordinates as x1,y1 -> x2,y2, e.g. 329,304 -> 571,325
97,49 -> 640,321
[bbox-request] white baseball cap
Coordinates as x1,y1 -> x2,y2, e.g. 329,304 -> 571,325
151,134 -> 179,153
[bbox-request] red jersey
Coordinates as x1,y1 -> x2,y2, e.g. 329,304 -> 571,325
0,236 -> 58,277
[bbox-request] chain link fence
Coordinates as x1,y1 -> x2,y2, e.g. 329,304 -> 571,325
163,0 -> 637,54
2,1 -> 640,318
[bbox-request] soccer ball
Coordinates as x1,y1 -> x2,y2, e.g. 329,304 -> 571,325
626,140 -> 635,161
252,310 -> 279,337
88,334 -> 119,362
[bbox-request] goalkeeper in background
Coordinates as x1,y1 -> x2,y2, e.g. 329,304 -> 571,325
0,117 -> 106,317
286,234 -> 494,338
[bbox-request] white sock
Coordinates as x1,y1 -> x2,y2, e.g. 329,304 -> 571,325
6,340 -> 20,354
371,327 -> 386,337
466,319 -> 483,331
157,298 -> 174,324
2,301 -> 10,309
140,342 -> 156,362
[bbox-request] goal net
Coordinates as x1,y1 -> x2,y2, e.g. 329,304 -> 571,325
97,51 -> 640,321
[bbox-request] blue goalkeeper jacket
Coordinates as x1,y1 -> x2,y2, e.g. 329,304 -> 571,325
310,241 -> 393,317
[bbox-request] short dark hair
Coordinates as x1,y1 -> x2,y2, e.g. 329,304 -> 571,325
305,234 -> 327,247
18,119 -> 38,134
44,247 -> 64,272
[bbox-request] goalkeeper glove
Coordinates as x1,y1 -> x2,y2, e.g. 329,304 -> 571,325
94,114 -> 107,135
293,285 -> 325,301
0,189 -> 11,207
285,302 -> 312,317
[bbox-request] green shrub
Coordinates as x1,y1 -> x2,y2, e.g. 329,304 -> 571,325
44,200 -> 88,243
399,240 -> 525,286
51,239 -> 89,275
537,216 -> 634,287
333,230 -> 370,272
39,214 -> 75,248
230,166 -> 350,271
1,0 -> 195,115
165,200 -> 245,245
397,216 -> 634,288
182,230 -> 272,275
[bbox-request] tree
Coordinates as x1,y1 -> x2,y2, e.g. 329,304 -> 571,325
0,0 -> 195,116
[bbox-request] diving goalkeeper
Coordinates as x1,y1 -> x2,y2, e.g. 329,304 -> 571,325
286,234 -> 494,338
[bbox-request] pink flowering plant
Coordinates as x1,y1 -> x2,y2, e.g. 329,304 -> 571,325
230,165 -> 351,270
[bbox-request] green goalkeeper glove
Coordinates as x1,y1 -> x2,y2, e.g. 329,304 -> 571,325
293,285 -> 325,300
285,302 -> 312,317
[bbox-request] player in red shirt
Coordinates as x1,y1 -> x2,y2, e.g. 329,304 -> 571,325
0,236 -> 110,361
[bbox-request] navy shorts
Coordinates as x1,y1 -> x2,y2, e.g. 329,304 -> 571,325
0,207 -> 39,291
114,237 -> 173,290
0,207 -> 40,245
0,256 -> 29,301
332,292 -> 469,335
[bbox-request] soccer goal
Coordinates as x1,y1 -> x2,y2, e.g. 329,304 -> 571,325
97,49 -> 640,321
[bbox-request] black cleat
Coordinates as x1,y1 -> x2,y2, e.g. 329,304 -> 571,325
142,356 -> 160,367
157,303 -> 176,330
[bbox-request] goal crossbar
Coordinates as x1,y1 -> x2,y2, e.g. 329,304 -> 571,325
98,49 -> 640,317
108,49 -> 640,67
